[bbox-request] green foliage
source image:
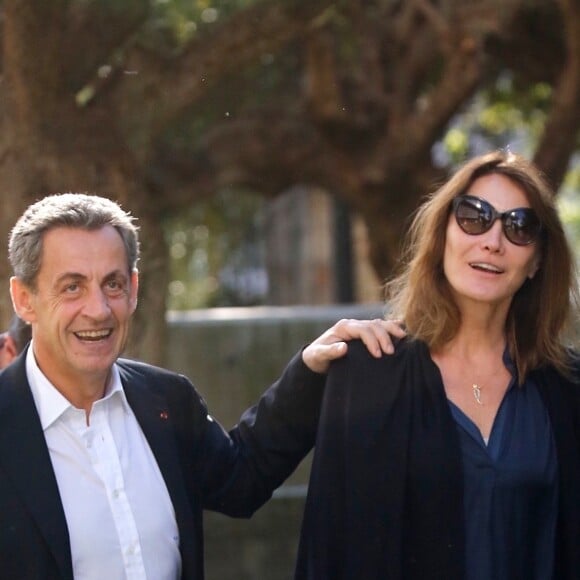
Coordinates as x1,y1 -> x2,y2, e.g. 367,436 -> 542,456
557,162 -> 580,260
442,128 -> 469,164
440,74 -> 552,164
480,77 -> 551,140
165,188 -> 267,309
142,1 -> 579,306
147,0 -> 260,51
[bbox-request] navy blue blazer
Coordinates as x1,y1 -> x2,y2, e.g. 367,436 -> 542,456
0,347 -> 324,580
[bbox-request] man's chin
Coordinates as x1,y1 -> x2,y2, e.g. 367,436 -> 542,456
76,351 -> 118,374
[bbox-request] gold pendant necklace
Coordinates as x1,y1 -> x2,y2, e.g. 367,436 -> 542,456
472,383 -> 483,405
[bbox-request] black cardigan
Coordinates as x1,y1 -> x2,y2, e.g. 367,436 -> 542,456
295,339 -> 580,580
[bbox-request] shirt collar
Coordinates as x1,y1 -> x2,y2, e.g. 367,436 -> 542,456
25,341 -> 130,431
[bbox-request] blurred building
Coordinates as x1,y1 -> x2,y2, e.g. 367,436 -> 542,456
168,186 -> 383,309
263,186 -> 383,305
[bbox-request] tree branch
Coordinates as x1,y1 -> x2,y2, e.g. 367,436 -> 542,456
61,0 -> 150,93
533,0 -> 580,189
147,109 -> 354,209
105,0 -> 335,150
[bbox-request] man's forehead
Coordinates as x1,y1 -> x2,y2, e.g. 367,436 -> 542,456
39,227 -> 131,277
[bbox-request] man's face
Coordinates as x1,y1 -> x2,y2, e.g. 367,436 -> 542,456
12,226 -> 138,392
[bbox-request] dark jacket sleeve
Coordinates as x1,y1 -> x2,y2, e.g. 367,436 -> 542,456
183,350 -> 326,517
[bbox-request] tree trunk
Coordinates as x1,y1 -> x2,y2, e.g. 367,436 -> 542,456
0,101 -> 169,364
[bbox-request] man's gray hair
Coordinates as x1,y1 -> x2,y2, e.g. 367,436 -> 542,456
9,193 -> 140,288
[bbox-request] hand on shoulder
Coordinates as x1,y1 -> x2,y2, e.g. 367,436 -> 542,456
302,318 -> 406,374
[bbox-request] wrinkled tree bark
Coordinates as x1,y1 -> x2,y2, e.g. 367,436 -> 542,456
0,0 -> 578,364
0,0 -> 333,363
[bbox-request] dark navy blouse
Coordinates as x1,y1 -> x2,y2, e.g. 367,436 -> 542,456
448,353 -> 558,580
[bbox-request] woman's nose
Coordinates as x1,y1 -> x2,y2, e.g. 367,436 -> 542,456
480,220 -> 505,253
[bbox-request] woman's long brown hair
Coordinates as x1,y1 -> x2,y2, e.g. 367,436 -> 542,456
385,150 -> 579,381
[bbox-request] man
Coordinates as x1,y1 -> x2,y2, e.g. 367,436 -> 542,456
0,193 -> 399,580
0,314 -> 32,368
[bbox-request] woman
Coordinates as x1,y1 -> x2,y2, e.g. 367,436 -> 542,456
298,151 -> 580,579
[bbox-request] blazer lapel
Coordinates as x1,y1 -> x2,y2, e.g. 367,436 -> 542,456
120,367 -> 198,573
0,354 -> 73,580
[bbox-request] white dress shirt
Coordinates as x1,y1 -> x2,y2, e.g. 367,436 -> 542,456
26,344 -> 181,580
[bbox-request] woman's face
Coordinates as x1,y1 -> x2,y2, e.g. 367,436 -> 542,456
442,173 -> 541,315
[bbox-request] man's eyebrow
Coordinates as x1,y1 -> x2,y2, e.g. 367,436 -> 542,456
103,270 -> 129,282
54,270 -> 128,285
54,272 -> 86,285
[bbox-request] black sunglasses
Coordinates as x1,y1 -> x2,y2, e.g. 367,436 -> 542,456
451,195 -> 541,246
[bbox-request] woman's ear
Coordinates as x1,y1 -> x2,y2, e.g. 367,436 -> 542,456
527,255 -> 540,279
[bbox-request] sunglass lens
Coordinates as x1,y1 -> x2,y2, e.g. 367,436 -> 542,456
504,210 -> 540,245
453,196 -> 541,245
455,198 -> 490,235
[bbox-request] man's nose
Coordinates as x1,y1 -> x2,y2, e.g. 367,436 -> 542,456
83,288 -> 111,318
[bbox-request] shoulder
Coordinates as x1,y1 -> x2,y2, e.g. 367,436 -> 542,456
336,336 -> 428,370
116,358 -> 195,394
321,338 -> 430,437
328,336 -> 429,392
567,350 -> 580,382
530,356 -> 580,414
532,350 -> 580,386
117,357 -> 182,377
116,358 -> 210,426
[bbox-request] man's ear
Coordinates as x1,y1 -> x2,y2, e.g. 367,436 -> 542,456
129,270 -> 139,314
10,276 -> 36,323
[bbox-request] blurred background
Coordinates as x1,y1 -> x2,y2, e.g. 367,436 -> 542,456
1,0 -> 580,577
